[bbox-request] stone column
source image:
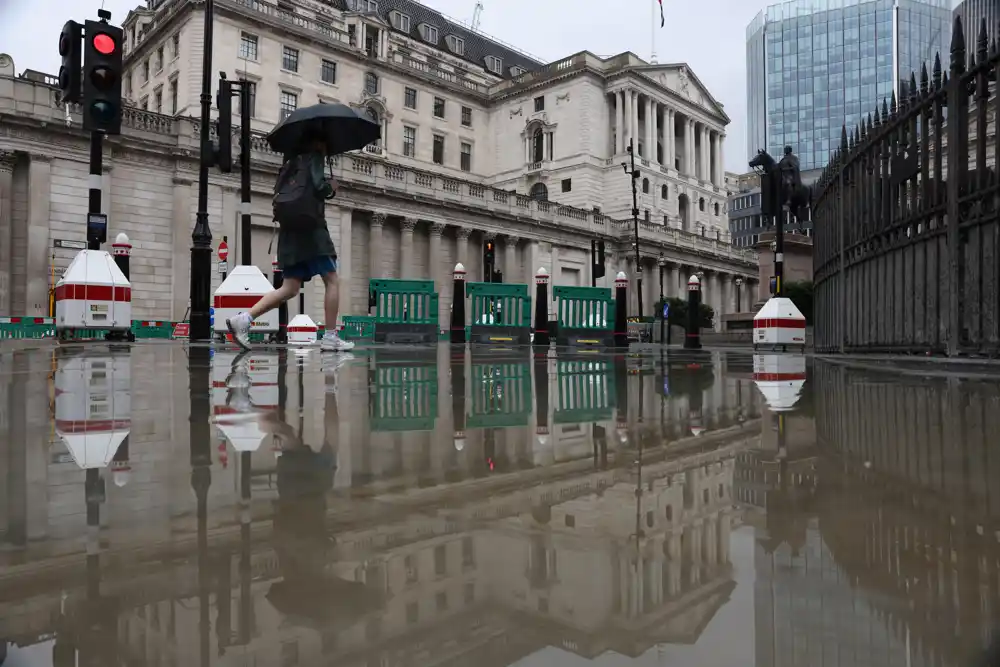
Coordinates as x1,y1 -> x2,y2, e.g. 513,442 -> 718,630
171,177 -> 193,320
26,155 -> 52,316
631,91 -> 639,153
669,265 -> 680,300
645,97 -> 654,158
685,121 -> 694,176
718,135 -> 726,185
455,227 -> 470,269
623,89 -> 633,149
505,235 -> 519,284
338,207 -> 353,320
615,90 -> 624,154
666,110 -> 675,169
400,217 -> 417,279
429,223 -> 446,326
370,211 -> 386,280
0,151 -> 16,315
704,128 -> 712,182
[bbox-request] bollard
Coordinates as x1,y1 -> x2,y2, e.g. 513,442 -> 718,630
273,257 -> 287,344
110,436 -> 131,488
449,263 -> 466,345
112,233 -> 131,281
533,267 -> 550,348
451,344 -> 466,451
684,274 -> 702,350
613,271 -> 628,348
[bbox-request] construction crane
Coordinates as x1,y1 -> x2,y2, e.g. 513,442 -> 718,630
471,0 -> 483,32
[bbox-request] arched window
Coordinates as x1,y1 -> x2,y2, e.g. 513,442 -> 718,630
365,106 -> 381,147
364,72 -> 379,95
531,127 -> 544,163
642,177 -> 649,194
713,202 -> 720,215
661,184 -> 668,199
644,209 -> 650,222
699,197 -> 705,212
529,182 -> 548,202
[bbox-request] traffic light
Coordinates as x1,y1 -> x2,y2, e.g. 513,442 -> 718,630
58,21 -> 83,104
215,77 -> 233,173
484,239 -> 495,266
82,19 -> 124,134
592,239 -> 606,280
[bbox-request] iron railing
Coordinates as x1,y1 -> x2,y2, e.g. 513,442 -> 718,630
813,16 -> 1000,356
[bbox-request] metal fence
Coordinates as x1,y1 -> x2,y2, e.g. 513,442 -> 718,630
813,16 -> 1000,356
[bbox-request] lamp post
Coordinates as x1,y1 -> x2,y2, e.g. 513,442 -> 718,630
622,138 -> 643,318
735,277 -> 743,313
657,253 -> 666,343
190,0 -> 216,341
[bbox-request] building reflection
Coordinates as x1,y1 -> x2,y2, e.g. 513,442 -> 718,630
0,347 -> 760,664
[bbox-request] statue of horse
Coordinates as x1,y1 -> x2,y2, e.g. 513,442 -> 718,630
749,148 -> 812,224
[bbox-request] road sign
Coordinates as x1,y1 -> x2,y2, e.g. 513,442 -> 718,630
53,239 -> 87,250
171,322 -> 190,339
218,241 -> 229,262
218,260 -> 228,274
662,302 -> 669,319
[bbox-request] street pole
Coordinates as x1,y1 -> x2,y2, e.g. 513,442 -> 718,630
658,254 -> 665,343
624,138 -> 643,317
190,0 -> 215,341
735,277 -> 743,312
86,132 -> 106,251
239,80 -> 251,267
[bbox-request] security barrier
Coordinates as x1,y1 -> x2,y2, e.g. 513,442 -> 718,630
0,317 -> 56,340
368,350 -> 438,432
132,320 -> 174,339
369,278 -> 439,344
466,357 -> 533,429
554,358 -> 616,424
465,282 -> 532,345
552,286 -> 616,347
341,315 -> 375,340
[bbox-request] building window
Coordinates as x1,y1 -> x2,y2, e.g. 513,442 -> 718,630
169,79 -> 178,114
365,72 -> 378,94
460,142 -> 472,172
280,90 -> 298,120
172,33 -> 180,58
404,87 -> 417,109
238,79 -> 256,117
510,66 -> 526,77
529,182 -> 548,201
420,24 -> 438,43
432,134 -> 444,165
142,59 -> 149,83
461,106 -> 472,127
561,178 -> 572,192
390,10 -> 410,31
348,0 -> 378,11
282,46 -> 299,72
661,184 -> 668,199
403,126 -> 416,157
645,209 -> 650,222
486,55 -> 502,74
699,197 -> 705,212
155,46 -> 164,72
533,96 -> 544,112
321,59 -> 337,84
531,128 -> 544,162
140,95 -> 148,110
433,96 -> 445,118
642,178 -> 649,194
239,32 -> 258,60
714,202 -> 720,215
446,35 -> 465,55
154,87 -> 162,113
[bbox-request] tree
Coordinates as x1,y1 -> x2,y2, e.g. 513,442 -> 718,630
783,280 -> 813,324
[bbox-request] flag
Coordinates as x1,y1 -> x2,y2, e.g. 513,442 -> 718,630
658,0 -> 664,27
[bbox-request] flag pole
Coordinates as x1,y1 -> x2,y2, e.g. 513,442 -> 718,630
650,0 -> 657,63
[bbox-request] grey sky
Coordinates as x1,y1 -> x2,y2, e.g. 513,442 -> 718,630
2,0 -> 765,172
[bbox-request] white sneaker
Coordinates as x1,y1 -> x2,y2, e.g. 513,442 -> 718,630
320,331 -> 355,352
226,312 -> 253,350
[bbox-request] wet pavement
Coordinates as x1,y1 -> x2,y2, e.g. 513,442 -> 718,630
0,342 -> 999,666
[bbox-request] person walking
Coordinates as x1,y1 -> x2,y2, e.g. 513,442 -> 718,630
227,132 -> 354,352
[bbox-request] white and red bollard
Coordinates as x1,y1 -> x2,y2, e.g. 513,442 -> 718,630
753,296 -> 806,351
55,349 -> 131,470
213,262 -> 279,342
55,244 -> 132,338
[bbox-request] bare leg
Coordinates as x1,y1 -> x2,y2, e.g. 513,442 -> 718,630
249,278 -> 301,319
320,271 -> 339,327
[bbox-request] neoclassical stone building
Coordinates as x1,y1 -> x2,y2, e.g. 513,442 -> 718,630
0,0 -> 757,325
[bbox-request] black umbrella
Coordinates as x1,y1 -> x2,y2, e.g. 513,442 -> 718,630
266,103 -> 381,156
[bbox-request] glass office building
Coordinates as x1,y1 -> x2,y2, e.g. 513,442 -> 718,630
746,0 -> 952,172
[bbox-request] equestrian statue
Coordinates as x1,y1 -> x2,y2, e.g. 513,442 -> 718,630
749,146 -> 811,224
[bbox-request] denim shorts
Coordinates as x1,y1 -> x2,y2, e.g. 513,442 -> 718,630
282,256 -> 337,282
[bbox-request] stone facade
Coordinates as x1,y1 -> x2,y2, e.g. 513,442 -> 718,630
0,0 -> 758,327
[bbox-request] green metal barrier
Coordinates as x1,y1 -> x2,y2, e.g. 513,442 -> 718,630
341,315 -> 375,340
368,350 -> 439,432
0,317 -> 56,341
131,320 -> 174,339
466,357 -> 533,429
552,286 -> 616,347
369,278 -> 439,344
465,282 -> 532,345
554,358 -> 617,424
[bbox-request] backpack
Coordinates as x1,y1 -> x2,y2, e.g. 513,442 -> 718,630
272,155 -> 323,231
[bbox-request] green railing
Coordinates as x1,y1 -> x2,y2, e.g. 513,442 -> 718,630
0,317 -> 56,340
465,282 -> 532,344
341,315 -> 375,340
369,361 -> 439,432
369,278 -> 440,344
554,358 -> 616,424
552,286 -> 616,346
466,360 -> 533,429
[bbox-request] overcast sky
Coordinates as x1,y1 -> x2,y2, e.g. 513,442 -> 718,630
2,0 -> 768,171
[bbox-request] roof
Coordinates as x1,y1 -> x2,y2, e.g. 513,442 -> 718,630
370,0 -> 543,78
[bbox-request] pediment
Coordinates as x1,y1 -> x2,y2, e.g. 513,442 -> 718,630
638,64 -> 729,124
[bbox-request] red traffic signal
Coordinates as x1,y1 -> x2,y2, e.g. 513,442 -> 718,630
92,33 -> 116,55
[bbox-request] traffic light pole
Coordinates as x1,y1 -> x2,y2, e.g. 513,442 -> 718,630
190,0 -> 216,342
86,131 -> 105,250
239,82 -> 252,266
623,139 -> 643,318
